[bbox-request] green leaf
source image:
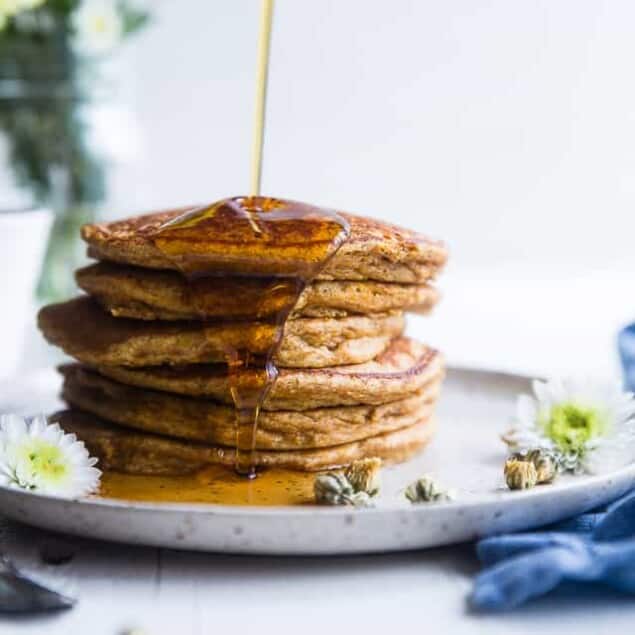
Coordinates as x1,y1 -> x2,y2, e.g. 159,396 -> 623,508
45,0 -> 82,19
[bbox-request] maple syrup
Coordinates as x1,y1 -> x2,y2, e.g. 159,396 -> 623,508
151,196 -> 350,477
100,465 -> 316,506
250,0 -> 274,195
120,2 -> 351,482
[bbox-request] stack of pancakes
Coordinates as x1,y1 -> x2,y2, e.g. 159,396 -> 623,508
38,208 -> 448,474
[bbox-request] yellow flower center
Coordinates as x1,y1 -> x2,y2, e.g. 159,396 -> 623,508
92,16 -> 108,35
18,440 -> 69,485
540,402 -> 608,454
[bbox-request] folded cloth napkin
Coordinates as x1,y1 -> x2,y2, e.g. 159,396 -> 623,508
470,490 -> 635,611
619,324 -> 635,391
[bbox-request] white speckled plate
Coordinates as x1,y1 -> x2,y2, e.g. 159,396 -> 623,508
1,367 -> 634,555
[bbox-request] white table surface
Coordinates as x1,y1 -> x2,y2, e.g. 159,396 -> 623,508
1,266 -> 634,634
1,519 -> 635,635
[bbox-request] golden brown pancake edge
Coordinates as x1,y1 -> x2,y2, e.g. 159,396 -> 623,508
60,363 -> 441,450
53,409 -> 436,474
82,209 -> 448,283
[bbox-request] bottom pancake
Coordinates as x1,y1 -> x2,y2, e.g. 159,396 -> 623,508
60,364 -> 440,450
52,410 -> 435,474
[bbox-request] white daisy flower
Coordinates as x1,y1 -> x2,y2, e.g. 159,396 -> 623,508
72,0 -> 123,56
503,378 -> 635,474
0,414 -> 101,498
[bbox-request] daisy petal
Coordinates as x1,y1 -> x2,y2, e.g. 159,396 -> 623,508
0,414 -> 101,498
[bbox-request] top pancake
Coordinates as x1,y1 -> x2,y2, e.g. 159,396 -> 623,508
82,208 -> 448,283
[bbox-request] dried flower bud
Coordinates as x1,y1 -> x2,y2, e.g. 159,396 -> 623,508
313,472 -> 374,507
557,450 -> 583,474
347,491 -> 373,508
504,458 -> 537,490
345,457 -> 382,496
509,448 -> 558,484
404,475 -> 455,504
314,473 -> 353,505
524,449 -> 557,484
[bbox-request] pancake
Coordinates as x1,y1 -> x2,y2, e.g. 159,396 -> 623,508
38,297 -> 404,368
76,262 -> 440,321
82,208 -> 448,284
60,364 -> 440,449
52,409 -> 435,473
92,337 -> 444,410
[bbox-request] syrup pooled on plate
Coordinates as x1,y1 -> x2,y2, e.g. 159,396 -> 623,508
151,196 -> 350,477
100,466 -> 316,506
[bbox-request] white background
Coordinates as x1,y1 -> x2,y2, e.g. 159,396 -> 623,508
96,0 -> 635,378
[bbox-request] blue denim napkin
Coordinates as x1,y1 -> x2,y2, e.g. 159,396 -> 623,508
470,490 -> 635,611
619,324 -> 635,392
469,326 -> 635,611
